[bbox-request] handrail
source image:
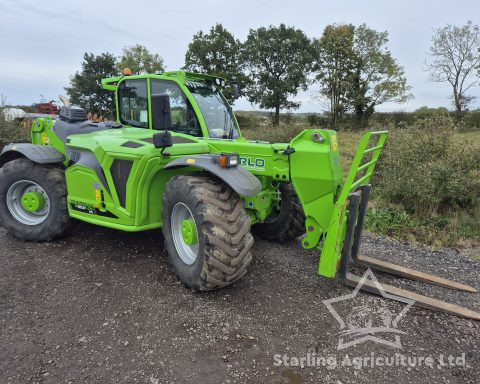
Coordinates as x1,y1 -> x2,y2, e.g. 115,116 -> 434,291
337,131 -> 388,205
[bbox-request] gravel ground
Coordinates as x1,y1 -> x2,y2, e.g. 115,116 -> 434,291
0,222 -> 479,384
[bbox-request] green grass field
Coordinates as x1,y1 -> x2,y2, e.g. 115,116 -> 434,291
339,130 -> 480,247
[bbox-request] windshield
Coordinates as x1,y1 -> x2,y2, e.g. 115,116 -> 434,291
187,81 -> 239,139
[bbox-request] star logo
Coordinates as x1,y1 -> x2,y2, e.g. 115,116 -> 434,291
323,268 -> 415,350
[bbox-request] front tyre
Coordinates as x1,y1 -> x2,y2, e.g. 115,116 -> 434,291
0,159 -> 71,241
162,173 -> 253,290
252,183 -> 305,242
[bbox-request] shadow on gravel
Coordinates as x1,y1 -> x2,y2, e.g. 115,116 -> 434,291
69,220 -> 166,260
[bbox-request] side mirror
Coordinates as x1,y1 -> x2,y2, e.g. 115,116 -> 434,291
151,94 -> 173,131
153,131 -> 173,149
231,83 -> 241,100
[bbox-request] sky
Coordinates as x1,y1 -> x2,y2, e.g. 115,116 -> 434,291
0,0 -> 479,113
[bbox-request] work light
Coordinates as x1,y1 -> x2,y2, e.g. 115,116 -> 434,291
217,154 -> 240,168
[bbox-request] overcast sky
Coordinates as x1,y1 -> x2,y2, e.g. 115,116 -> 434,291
1,0 -> 479,112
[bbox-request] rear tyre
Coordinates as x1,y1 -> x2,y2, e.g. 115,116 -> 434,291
162,173 -> 253,290
252,183 -> 305,242
0,158 -> 71,241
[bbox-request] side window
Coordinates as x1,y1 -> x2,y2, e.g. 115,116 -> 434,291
118,79 -> 148,128
151,80 -> 202,137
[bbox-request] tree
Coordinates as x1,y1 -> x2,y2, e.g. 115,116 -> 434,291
241,24 -> 314,125
183,23 -> 248,103
426,21 -> 480,115
350,24 -> 411,127
65,52 -> 117,116
313,24 -> 410,128
313,24 -> 356,126
117,44 -> 165,75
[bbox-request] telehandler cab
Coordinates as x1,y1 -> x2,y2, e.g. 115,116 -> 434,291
0,70 -> 478,320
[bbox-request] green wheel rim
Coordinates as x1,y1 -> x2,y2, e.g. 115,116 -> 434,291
181,219 -> 198,246
21,191 -> 45,212
6,180 -> 50,225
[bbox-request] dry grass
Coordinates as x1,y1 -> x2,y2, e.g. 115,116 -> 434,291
240,118 -> 480,248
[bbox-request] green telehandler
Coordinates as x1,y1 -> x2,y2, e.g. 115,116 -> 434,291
0,70 -> 478,320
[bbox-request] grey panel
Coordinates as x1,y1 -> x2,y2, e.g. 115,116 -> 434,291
59,106 -> 88,123
73,150 -> 110,195
53,119 -> 122,157
0,143 -> 65,167
164,155 -> 262,197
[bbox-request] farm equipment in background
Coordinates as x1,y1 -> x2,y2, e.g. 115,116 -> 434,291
35,100 -> 60,115
2,98 -> 60,124
0,70 -> 478,321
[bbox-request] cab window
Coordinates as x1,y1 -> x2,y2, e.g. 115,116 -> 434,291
151,80 -> 202,137
186,81 -> 239,139
118,79 -> 148,128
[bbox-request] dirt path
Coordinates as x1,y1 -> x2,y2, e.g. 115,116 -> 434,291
0,223 -> 478,383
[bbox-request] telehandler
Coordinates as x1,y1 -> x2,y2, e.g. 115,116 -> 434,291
0,70 -> 478,320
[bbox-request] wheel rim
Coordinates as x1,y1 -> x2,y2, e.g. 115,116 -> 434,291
171,202 -> 199,265
6,180 -> 50,225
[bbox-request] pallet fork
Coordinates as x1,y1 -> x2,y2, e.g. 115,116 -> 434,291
319,132 -> 480,321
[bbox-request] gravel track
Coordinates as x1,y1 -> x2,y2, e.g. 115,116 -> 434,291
0,223 -> 479,383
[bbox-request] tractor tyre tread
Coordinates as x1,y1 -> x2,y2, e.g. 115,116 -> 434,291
0,158 -> 72,242
162,172 -> 253,291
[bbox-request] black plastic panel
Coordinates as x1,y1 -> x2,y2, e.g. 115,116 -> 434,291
121,141 -> 145,148
141,136 -> 196,144
110,159 -> 133,207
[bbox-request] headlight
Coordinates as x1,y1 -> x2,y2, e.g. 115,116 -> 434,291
217,153 -> 239,168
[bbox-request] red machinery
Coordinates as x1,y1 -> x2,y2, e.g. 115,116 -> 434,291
35,100 -> 59,115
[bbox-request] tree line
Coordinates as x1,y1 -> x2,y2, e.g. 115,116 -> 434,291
66,21 -> 480,128
66,45 -> 165,118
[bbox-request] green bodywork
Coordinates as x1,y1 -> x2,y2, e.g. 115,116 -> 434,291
29,70 -> 387,279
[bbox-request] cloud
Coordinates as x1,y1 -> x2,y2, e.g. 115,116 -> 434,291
1,0 -> 478,110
